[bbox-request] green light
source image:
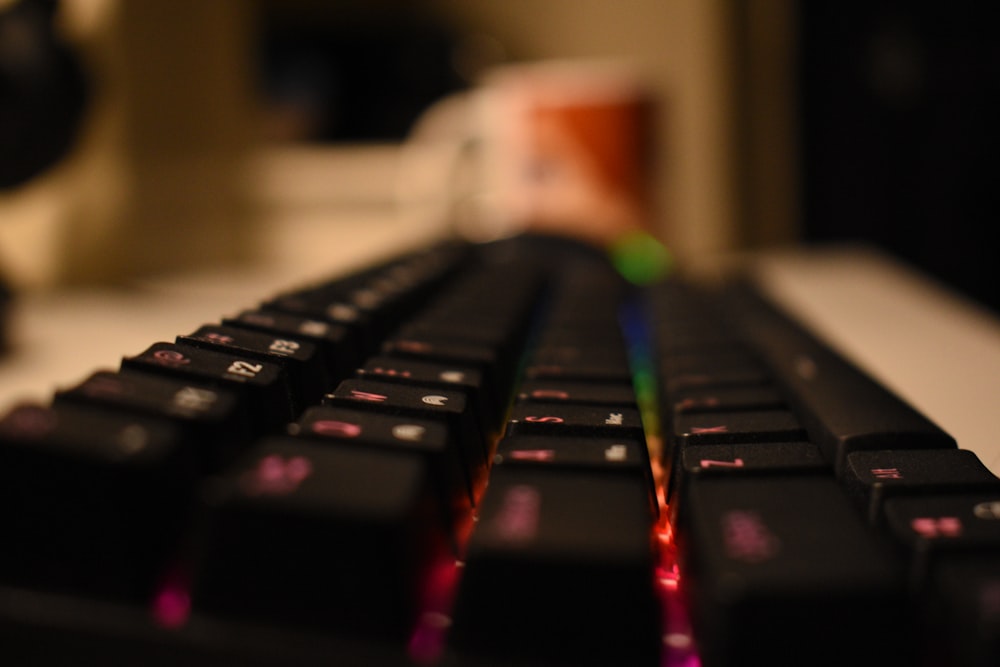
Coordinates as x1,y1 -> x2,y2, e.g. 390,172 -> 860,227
609,230 -> 673,285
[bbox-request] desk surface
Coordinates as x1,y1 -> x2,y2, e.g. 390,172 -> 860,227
2,228 -> 999,477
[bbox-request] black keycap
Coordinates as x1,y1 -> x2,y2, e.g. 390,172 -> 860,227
292,404 -> 474,525
494,434 -> 657,513
357,355 -> 496,430
672,409 -> 806,445
678,475 -> 912,667
494,434 -> 650,472
676,441 -> 827,477
883,491 -> 1000,582
381,336 -> 505,406
729,284 -> 957,472
517,378 -> 638,407
926,554 -> 1000,667
54,370 -> 246,471
121,341 -> 294,434
324,378 -> 488,495
178,325 -> 326,411
842,448 -> 1000,525
657,348 -> 763,375
265,287 -> 382,355
224,308 -> 360,384
668,441 -> 828,524
661,367 -> 771,394
264,241 -> 468,353
193,437 -> 449,640
671,384 -> 785,414
507,401 -> 645,440
0,402 -> 195,599
530,343 -> 631,369
449,466 -> 660,666
523,353 -> 635,384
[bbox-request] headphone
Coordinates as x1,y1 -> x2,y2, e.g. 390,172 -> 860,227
0,0 -> 89,189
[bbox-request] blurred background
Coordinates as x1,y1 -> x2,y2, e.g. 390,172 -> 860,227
1,0 -> 997,311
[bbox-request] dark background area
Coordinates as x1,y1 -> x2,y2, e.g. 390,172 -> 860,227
796,2 -> 1000,313
255,1 -> 467,142
4,0 -> 998,315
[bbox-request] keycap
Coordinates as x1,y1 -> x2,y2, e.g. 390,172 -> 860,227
292,404 -> 474,526
670,384 -> 785,414
925,554 -> 1000,667
882,490 -> 1000,583
324,378 -> 489,496
667,440 -> 828,524
357,355 -> 496,430
507,401 -> 645,440
516,378 -> 638,407
0,402 -> 195,599
380,336 -> 505,411
494,434 -> 650,472
223,308 -> 360,385
495,434 -> 657,513
264,240 -> 470,353
54,370 -> 246,471
449,465 -> 661,666
121,341 -> 294,434
672,409 -> 806,445
177,325 -> 327,411
677,475 -> 913,667
192,436 -> 449,640
727,284 -> 957,472
523,350 -> 635,384
842,448 -> 1000,525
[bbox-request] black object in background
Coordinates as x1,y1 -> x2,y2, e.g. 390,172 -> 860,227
0,0 -> 89,189
797,3 -> 1000,313
256,3 -> 466,142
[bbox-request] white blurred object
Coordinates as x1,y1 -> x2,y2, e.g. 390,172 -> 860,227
397,59 -> 659,248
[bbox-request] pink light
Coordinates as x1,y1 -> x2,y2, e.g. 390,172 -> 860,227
152,582 -> 191,629
311,420 -> 362,438
241,454 -> 314,496
508,449 -> 556,461
408,556 -> 461,664
492,485 -> 541,542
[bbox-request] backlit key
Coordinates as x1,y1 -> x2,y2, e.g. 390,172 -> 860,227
193,437 -> 447,640
449,466 -> 660,666
178,325 -> 326,411
55,370 -> 246,471
293,404 -> 473,523
506,402 -> 644,440
673,409 -> 805,446
678,475 -> 911,667
325,379 -> 488,494
122,342 -> 293,434
0,402 -> 195,599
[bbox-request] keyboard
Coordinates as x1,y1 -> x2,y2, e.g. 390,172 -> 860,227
0,233 -> 997,667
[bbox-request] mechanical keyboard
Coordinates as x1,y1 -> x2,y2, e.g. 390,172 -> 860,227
0,233 -> 998,666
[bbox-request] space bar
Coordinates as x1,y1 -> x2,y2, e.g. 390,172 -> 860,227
725,282 -> 957,474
